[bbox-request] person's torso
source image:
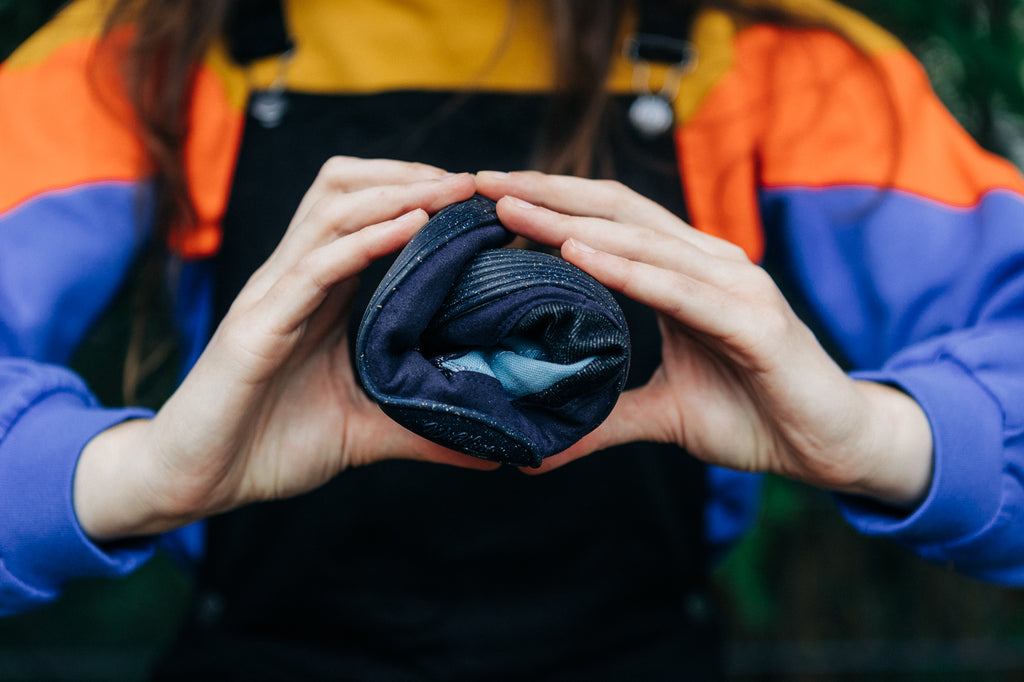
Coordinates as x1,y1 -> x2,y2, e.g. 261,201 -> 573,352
155,3 -> 720,679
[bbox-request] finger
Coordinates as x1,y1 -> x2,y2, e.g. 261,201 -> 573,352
309,172 -> 476,238
477,170 -> 670,226
299,172 -> 475,242
560,238 -> 752,343
296,276 -> 360,352
292,157 -> 452,226
254,209 -> 429,339
478,170 -> 747,260
254,173 -> 475,290
496,196 -> 744,288
317,156 -> 451,191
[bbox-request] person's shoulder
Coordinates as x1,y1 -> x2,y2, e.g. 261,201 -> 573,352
727,0 -> 901,53
683,0 -> 911,122
700,0 -> 924,113
712,0 -> 902,72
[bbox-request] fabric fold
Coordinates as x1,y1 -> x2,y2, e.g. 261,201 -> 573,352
356,196 -> 630,467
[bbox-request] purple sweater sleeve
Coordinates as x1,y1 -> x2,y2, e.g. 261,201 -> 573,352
842,321 -> 1024,582
761,185 -> 1024,584
0,360 -> 155,615
0,182 -> 165,615
0,180 -> 218,615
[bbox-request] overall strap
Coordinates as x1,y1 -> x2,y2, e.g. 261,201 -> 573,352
629,0 -> 699,64
225,0 -> 291,64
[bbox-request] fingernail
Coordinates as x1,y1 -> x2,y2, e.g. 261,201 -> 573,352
568,238 -> 597,253
478,170 -> 510,179
505,196 -> 535,209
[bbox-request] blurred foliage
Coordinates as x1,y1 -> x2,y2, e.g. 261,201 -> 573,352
0,0 -> 67,61
713,478 -> 1024,679
4,1 -> 1024,680
845,0 -> 1024,164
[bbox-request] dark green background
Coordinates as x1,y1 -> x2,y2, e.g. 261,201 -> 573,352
3,1 -> 1024,679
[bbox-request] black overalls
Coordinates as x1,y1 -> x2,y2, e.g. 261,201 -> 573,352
154,39 -> 721,682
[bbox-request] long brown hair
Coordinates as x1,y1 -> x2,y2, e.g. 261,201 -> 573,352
99,0 -> 811,401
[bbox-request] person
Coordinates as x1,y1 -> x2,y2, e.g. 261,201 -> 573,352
2,0 -> 1024,678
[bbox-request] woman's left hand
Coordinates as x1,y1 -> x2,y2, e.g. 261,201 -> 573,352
476,171 -> 933,508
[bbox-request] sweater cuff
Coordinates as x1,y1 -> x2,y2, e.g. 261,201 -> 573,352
0,389 -> 155,611
839,358 -> 1004,547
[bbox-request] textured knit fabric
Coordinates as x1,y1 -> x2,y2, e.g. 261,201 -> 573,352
356,196 -> 630,466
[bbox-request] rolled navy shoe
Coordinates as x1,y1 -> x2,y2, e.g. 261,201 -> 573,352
355,195 -> 630,467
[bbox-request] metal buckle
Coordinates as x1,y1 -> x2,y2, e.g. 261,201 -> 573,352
624,33 -> 697,67
622,34 -> 698,138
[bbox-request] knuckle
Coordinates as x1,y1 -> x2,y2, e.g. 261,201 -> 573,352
614,256 -> 646,290
593,179 -> 643,216
284,252 -> 333,303
231,285 -> 261,312
718,240 -> 750,262
507,169 -> 544,187
358,185 -> 395,213
595,178 -> 628,195
299,196 -> 352,241
215,310 -> 259,351
306,194 -> 341,227
757,305 -> 792,339
631,222 -> 661,243
664,273 -> 700,314
304,257 -> 334,294
407,161 -> 439,176
316,156 -> 356,186
739,264 -> 779,295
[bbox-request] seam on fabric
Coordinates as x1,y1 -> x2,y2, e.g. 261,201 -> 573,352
760,182 -> 1024,211
0,556 -> 55,607
0,386 -> 92,440
1,178 -> 148,221
905,350 -> 1011,437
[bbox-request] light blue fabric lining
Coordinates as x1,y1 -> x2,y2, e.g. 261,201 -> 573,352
440,337 -> 596,400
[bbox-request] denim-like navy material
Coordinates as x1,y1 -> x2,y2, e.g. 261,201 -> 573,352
356,196 -> 630,466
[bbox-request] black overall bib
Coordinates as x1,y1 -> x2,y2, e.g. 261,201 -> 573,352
153,82 -> 721,681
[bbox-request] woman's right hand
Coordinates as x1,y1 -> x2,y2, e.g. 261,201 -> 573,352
476,170 -> 933,509
73,158 -> 486,542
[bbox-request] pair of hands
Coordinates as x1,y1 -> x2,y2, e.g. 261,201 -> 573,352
74,157 -> 934,541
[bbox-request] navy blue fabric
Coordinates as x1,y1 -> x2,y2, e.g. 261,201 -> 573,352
356,196 -> 630,467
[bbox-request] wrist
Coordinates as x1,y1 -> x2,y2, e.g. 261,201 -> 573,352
840,381 -> 935,509
73,418 -> 178,541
